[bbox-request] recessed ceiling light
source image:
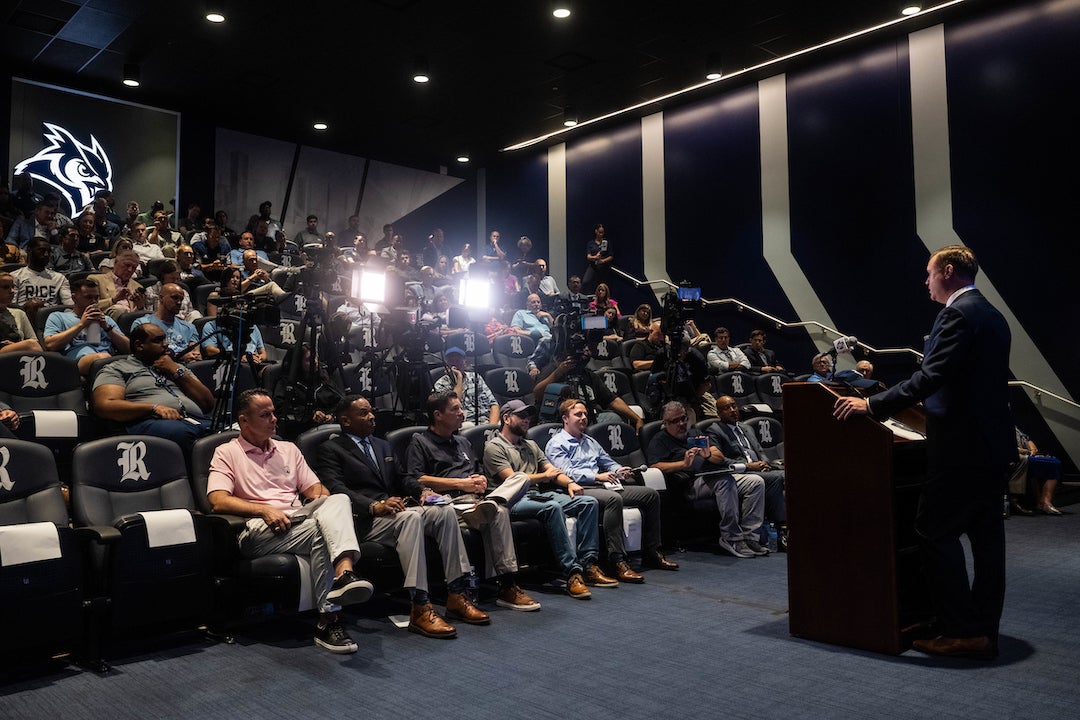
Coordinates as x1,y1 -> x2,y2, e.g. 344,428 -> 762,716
705,72 -> 722,80
553,8 -> 571,19
456,155 -> 470,163
206,12 -> 225,22
123,63 -> 140,87
313,122 -> 328,131
413,73 -> 430,83
901,4 -> 921,15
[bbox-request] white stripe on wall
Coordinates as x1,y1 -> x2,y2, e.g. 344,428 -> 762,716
759,74 -> 839,359
641,112 -> 669,303
909,24 -> 1077,465
547,144 -> 568,286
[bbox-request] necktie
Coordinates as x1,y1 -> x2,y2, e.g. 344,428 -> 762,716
361,437 -> 378,466
734,425 -> 757,461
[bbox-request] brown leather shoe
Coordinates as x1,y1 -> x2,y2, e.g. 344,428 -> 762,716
408,603 -> 457,638
911,635 -> 997,660
642,550 -> 679,571
612,560 -> 644,584
566,572 -> 592,599
583,565 -> 619,588
446,591 -> 491,625
496,584 -> 542,611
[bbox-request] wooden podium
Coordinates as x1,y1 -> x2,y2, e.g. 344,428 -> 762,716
783,382 -> 933,655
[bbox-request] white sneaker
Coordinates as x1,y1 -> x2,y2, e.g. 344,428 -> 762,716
717,537 -> 755,558
462,499 -> 498,530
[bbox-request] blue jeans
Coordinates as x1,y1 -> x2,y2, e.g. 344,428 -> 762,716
126,416 -> 212,455
511,490 -> 600,577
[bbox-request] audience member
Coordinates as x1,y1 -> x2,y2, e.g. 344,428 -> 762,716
806,352 -> 833,382
546,399 -> 678,582
293,215 -> 323,248
483,398 -> 613,600
13,237 -> 73,316
647,401 -> 767,558
481,230 -> 505,264
629,322 -> 665,371
583,223 -> 613,292
49,226 -> 94,273
404,391 -> 535,606
588,283 -> 619,317
92,323 -> 213,453
533,339 -> 644,429
707,327 -> 750,372
1008,428 -> 1064,516
89,250 -> 145,320
706,396 -> 787,550
452,243 -> 476,276
207,388 -> 374,654
317,395 -> 492,638
6,199 -> 57,248
44,278 -> 129,373
626,304 -> 654,340
0,272 -> 43,353
130,283 -> 202,362
855,360 -> 874,379
510,294 -> 553,340
745,329 -> 784,372
433,346 -> 499,426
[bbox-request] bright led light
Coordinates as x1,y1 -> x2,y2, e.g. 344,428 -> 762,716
206,13 -> 225,23
705,72 -> 722,80
356,270 -> 387,304
456,155 -> 470,163
123,78 -> 140,87
553,8 -> 571,19
313,122 -> 328,130
563,119 -> 577,127
901,5 -> 921,15
413,73 -> 430,83
459,278 -> 492,309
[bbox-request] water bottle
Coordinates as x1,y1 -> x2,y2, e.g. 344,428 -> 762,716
767,523 -> 778,553
466,571 -> 479,604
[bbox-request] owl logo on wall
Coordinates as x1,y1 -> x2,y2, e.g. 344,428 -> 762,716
13,122 -> 114,218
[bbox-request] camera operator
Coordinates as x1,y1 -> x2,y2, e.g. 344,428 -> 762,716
532,333 -> 643,430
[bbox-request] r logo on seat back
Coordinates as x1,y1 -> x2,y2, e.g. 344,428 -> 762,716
19,355 -> 49,390
603,373 -> 618,394
755,421 -> 774,445
0,447 -> 13,491
510,336 -> 523,355
731,374 -> 745,395
504,370 -> 520,394
608,424 -> 625,452
116,441 -> 150,483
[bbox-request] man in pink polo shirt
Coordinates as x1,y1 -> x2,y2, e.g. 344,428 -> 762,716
207,388 -> 374,654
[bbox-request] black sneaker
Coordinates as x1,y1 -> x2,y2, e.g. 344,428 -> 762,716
743,538 -> 771,556
327,570 -> 374,606
315,622 -> 358,654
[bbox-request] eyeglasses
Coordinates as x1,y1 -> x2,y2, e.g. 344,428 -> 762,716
665,415 -> 688,425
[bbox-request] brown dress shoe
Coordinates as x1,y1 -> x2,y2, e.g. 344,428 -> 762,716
911,635 -> 997,660
612,560 -> 644,584
583,565 -> 619,588
566,572 -> 592,599
496,584 -> 542,611
446,591 -> 491,625
408,603 -> 457,638
642,550 -> 679,570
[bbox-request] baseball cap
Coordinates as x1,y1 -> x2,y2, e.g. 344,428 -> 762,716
445,346 -> 465,357
500,399 -> 535,417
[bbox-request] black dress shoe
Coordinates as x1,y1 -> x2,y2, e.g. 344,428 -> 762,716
642,550 -> 679,570
1009,499 -> 1034,517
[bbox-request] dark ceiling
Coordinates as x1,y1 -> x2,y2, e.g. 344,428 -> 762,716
2,0 -> 1003,172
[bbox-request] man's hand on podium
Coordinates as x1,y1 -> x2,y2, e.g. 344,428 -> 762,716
833,396 -> 868,421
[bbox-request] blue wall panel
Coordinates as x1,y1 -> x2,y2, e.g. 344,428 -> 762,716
486,153 -> 549,262
947,1 -> 1080,400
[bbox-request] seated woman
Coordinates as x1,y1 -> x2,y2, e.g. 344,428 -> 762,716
0,271 -> 42,353
588,282 -> 620,317
1008,428 -> 1064,516
452,243 -> 476,277
205,266 -> 242,318
602,307 -> 623,342
626,303 -> 653,339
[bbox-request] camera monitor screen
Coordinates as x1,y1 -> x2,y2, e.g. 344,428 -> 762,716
677,287 -> 701,302
581,315 -> 608,330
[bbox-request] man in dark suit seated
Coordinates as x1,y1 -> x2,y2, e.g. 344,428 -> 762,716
705,395 -> 787,551
316,395 -> 485,638
745,329 -> 783,373
834,245 -> 1014,661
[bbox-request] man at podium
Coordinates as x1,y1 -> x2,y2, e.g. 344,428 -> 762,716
833,245 -> 1014,661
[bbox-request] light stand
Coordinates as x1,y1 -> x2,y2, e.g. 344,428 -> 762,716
455,276 -> 494,426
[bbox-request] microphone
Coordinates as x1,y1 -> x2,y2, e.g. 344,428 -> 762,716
833,335 -> 859,355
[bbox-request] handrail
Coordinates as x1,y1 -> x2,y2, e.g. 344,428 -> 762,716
610,266 -> 1080,412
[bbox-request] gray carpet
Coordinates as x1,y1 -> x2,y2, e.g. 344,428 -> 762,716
3,510 -> 1077,719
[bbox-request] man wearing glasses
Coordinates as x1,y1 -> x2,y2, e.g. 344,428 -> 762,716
646,400 -> 767,559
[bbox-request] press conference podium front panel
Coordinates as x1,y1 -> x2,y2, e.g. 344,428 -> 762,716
783,382 -> 932,655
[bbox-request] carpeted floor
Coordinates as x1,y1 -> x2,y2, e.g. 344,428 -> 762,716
2,510 -> 1077,719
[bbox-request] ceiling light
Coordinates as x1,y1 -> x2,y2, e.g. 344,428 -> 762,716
456,155 -> 470,163
563,106 -> 578,127
705,51 -> 723,81
413,55 -> 430,83
206,2 -> 226,22
553,7 -> 571,19
900,5 -> 922,15
122,63 -> 140,87
313,122 -> 328,131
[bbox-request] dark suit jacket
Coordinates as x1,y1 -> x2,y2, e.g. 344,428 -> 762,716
315,433 -> 421,538
706,421 -> 763,465
868,288 -> 1015,471
746,346 -> 778,370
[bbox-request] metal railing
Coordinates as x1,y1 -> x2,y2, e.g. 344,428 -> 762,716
611,266 -> 1079,411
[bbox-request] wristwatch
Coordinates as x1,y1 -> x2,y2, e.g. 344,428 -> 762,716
173,365 -> 189,380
